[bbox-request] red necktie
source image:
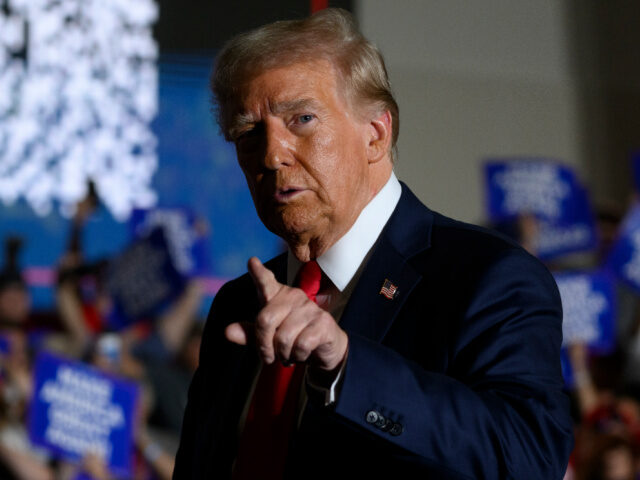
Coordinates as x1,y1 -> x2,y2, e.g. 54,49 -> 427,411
233,260 -> 322,480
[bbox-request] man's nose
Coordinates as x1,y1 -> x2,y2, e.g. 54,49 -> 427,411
263,122 -> 294,170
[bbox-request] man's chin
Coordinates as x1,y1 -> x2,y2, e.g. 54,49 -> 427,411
262,209 -> 317,237
265,219 -> 317,250
269,223 -> 312,243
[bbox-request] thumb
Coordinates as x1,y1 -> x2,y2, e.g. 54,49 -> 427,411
225,321 -> 254,346
248,256 -> 282,303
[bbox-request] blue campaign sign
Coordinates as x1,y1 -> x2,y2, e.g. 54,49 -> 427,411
534,185 -> 598,260
607,203 -> 640,293
28,352 -> 139,476
554,270 -> 616,354
484,159 -> 598,259
485,159 -> 576,223
129,207 -> 210,277
106,227 -> 187,327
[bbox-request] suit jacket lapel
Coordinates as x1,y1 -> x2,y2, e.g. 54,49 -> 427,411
339,183 -> 433,343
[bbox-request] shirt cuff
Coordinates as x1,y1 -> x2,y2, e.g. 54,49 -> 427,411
305,357 -> 347,407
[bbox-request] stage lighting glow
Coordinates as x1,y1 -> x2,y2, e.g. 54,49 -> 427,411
0,0 -> 159,220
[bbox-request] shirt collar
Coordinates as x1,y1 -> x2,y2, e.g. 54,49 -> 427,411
287,172 -> 402,291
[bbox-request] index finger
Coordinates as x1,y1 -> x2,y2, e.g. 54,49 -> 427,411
248,256 -> 283,303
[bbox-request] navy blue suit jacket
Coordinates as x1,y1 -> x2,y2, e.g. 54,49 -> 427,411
174,184 -> 574,479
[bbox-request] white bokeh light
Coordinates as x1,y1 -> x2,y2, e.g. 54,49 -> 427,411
0,0 -> 159,220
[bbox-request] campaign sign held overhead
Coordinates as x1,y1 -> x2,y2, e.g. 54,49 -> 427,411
554,271 -> 616,354
130,207 -> 210,277
607,204 -> 640,293
107,227 -> 186,327
484,159 -> 597,259
28,352 -> 139,476
486,160 -> 574,223
534,185 -> 598,260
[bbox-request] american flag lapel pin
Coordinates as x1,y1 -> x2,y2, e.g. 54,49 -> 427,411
379,279 -> 398,300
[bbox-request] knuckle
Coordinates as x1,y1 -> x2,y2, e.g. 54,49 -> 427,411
274,329 -> 293,350
275,344 -> 290,362
317,315 -> 337,336
295,336 -> 316,356
256,311 -> 274,330
317,311 -> 334,326
289,287 -> 307,303
291,346 -> 307,362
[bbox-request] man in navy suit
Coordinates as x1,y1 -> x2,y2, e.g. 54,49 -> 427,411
174,8 -> 573,479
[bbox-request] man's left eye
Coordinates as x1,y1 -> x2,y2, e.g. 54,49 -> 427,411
297,114 -> 314,124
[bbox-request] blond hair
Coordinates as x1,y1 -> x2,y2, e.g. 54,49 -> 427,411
211,8 -> 399,159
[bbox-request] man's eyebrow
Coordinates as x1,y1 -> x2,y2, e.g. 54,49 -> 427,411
270,98 -> 322,115
229,112 -> 258,140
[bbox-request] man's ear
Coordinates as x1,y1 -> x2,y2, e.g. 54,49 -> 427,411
366,110 -> 392,164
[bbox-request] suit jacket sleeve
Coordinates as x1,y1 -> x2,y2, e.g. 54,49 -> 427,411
332,249 -> 573,479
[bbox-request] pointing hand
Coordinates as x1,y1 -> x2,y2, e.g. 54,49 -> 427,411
225,257 -> 348,373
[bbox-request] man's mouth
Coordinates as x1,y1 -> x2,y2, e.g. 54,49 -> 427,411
274,187 -> 305,202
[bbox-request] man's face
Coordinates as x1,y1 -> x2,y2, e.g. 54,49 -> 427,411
233,60 -> 376,258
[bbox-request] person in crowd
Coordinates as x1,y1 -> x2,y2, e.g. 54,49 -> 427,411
567,342 -> 640,480
0,237 -> 57,480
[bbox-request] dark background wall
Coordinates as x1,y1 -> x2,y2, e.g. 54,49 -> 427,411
567,0 -> 640,210
154,0 -> 353,51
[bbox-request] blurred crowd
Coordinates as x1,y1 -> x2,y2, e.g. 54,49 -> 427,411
496,206 -> 640,480
0,190 -> 204,480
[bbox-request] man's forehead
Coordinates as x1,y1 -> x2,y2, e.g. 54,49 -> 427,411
242,60 -> 337,96
240,98 -> 325,119
234,61 -> 340,115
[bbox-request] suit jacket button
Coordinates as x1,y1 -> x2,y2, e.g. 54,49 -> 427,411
374,414 -> 386,428
380,418 -> 394,432
365,410 -> 380,425
390,422 -> 404,436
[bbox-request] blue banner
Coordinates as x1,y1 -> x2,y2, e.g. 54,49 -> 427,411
607,203 -> 640,293
129,207 -> 210,277
106,227 -> 186,327
486,160 -> 574,223
554,270 -> 616,354
534,184 -> 598,260
28,352 -> 139,476
484,159 -> 597,259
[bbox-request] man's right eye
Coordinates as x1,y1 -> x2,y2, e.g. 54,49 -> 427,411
235,128 -> 254,143
239,123 -> 264,139
236,127 -> 252,140
236,124 -> 265,151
